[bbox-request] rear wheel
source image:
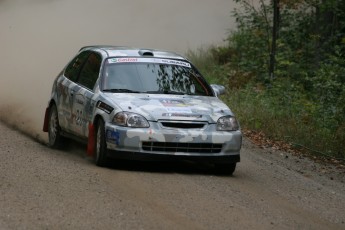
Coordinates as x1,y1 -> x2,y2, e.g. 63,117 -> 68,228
48,104 -> 64,148
215,163 -> 237,175
95,119 -> 108,167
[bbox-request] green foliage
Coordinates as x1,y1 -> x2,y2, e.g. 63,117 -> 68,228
228,0 -> 345,159
229,1 -> 271,81
223,80 -> 344,159
188,0 -> 345,159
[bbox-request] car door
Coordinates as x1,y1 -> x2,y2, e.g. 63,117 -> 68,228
71,52 -> 102,138
58,51 -> 90,133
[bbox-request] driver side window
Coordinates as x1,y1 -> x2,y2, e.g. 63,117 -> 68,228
64,51 -> 90,82
78,52 -> 102,90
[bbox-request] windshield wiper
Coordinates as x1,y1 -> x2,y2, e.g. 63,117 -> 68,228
103,88 -> 141,93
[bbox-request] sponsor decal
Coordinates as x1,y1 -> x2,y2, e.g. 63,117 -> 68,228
108,58 -> 138,63
160,99 -> 192,113
106,129 -> 120,145
96,101 -> 114,114
166,107 -> 192,114
162,113 -> 202,118
159,59 -> 191,67
108,58 -> 191,67
76,98 -> 84,105
159,99 -> 187,107
75,109 -> 85,126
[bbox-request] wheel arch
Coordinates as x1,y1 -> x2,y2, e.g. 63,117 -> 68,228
48,99 -> 56,109
87,113 -> 104,156
93,114 -> 104,127
43,99 -> 58,132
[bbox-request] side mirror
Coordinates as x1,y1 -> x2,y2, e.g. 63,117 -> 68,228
210,84 -> 226,97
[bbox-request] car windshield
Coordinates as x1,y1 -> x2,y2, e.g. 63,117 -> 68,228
101,58 -> 212,96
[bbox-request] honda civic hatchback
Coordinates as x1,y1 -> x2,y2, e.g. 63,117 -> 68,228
43,46 -> 242,174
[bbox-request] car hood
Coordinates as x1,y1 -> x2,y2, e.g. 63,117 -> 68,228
105,93 -> 233,123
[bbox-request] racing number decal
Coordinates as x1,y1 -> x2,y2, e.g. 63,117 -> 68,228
73,94 -> 86,133
76,109 -> 83,126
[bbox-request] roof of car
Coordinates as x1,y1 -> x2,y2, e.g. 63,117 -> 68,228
79,45 -> 187,60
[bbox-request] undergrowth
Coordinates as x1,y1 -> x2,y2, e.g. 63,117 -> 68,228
187,46 -> 345,161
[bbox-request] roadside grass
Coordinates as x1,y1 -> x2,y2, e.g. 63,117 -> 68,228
187,47 -> 345,161
223,86 -> 344,160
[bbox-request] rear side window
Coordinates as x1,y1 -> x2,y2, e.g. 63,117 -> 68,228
78,53 -> 102,90
64,51 -> 90,82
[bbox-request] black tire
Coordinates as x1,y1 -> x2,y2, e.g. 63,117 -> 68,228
95,119 -> 108,167
48,104 -> 64,148
215,163 -> 237,175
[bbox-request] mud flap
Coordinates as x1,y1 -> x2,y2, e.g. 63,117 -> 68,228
87,123 -> 95,156
43,107 -> 50,132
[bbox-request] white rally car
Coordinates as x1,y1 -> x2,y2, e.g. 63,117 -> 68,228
43,46 -> 242,174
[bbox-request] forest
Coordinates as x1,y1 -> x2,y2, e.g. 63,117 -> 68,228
188,0 -> 345,160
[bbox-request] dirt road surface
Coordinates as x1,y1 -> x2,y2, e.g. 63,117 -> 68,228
1,1 -> 345,229
1,121 -> 344,230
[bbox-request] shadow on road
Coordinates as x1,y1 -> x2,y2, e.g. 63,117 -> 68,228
63,140 -> 236,177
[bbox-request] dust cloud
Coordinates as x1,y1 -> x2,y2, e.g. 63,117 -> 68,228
0,0 -> 237,143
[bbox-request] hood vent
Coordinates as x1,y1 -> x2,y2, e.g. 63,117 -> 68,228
139,50 -> 154,56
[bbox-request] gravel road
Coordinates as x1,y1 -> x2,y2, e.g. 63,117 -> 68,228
1,121 -> 344,230
1,1 -> 344,229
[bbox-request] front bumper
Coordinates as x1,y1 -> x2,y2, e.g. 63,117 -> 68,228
104,121 -> 242,162
106,150 -> 240,163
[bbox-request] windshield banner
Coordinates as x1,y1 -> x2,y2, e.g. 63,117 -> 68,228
108,58 -> 191,68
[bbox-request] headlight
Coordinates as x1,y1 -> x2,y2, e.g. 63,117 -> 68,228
113,112 -> 149,128
217,116 -> 240,131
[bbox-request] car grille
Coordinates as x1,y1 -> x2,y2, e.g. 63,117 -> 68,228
160,121 -> 206,129
142,142 -> 223,153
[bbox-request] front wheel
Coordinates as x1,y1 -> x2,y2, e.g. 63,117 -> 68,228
214,163 -> 237,175
95,119 -> 108,167
48,104 -> 64,148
